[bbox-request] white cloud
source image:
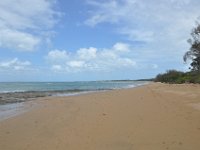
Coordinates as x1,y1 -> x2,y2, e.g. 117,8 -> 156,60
47,42 -> 136,73
85,0 -> 127,26
0,29 -> 40,51
112,42 -> 130,52
0,58 -> 31,71
77,47 -> 97,60
46,49 -> 69,63
0,0 -> 60,51
119,29 -> 155,42
67,61 -> 86,68
51,65 -> 62,71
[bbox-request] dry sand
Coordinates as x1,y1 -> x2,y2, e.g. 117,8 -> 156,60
0,83 -> 200,150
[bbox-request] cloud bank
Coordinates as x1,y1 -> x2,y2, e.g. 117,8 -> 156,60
85,0 -> 200,59
0,0 -> 60,51
0,58 -> 31,71
46,43 -> 136,73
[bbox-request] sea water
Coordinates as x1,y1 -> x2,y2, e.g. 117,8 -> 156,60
0,81 -> 148,94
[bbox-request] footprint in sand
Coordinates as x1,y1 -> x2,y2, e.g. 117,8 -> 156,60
179,142 -> 183,145
102,113 -> 106,116
162,141 -> 166,145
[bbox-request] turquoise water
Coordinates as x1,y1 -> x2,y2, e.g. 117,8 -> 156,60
0,81 -> 148,93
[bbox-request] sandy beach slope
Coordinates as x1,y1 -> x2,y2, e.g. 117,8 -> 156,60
0,83 -> 200,150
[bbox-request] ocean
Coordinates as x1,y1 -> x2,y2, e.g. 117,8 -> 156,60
0,81 -> 147,94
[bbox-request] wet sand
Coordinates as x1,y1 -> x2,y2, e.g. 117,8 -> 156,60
0,83 -> 200,150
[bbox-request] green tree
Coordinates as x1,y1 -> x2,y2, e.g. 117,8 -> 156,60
184,23 -> 200,72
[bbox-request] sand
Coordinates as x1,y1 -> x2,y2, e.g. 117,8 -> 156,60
0,83 -> 200,150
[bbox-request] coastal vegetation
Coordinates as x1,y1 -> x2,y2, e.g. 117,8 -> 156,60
155,23 -> 200,84
154,70 -> 200,84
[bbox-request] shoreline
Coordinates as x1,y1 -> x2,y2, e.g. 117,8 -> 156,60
1,83 -> 200,150
0,82 -> 150,121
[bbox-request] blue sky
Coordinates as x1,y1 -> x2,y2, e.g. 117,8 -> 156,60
0,0 -> 200,81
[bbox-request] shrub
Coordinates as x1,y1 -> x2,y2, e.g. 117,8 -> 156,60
154,70 -> 200,84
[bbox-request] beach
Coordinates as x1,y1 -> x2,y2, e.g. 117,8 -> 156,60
0,83 -> 200,150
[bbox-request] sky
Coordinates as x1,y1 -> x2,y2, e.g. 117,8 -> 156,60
0,0 -> 200,81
